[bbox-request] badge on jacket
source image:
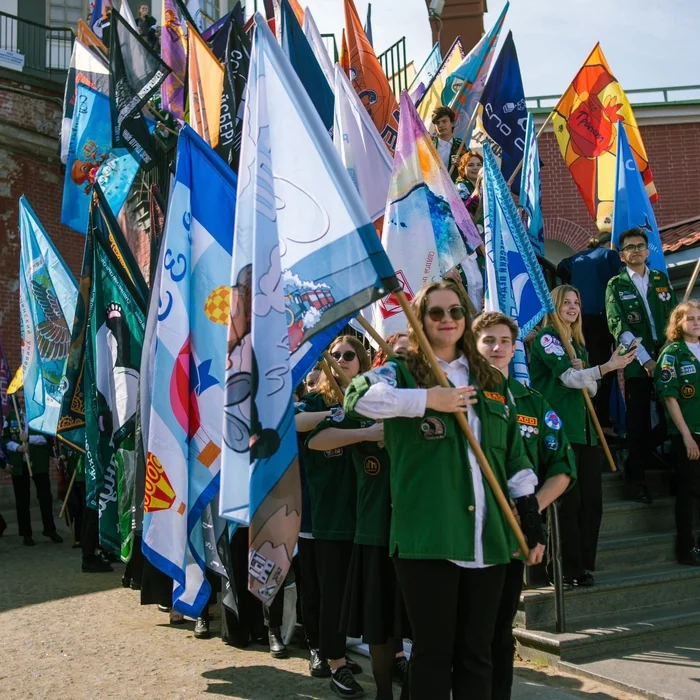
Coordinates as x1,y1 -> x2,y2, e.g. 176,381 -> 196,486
420,416 -> 446,440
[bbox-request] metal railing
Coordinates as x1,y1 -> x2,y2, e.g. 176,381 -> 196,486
378,36 -> 408,99
527,84 -> 700,112
0,11 -> 73,83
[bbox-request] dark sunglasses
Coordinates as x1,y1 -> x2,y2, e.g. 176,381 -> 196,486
331,350 -> 357,362
426,306 -> 467,322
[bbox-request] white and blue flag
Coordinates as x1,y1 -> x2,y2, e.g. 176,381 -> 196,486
519,113 -> 545,257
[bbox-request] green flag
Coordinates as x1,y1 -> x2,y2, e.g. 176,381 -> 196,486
85,187 -> 147,560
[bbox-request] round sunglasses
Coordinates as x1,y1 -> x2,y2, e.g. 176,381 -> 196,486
331,350 -> 357,362
426,305 -> 467,322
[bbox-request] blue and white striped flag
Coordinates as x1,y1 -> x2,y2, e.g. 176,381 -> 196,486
19,197 -> 78,435
141,126 -> 237,618
219,14 -> 398,603
483,144 -> 553,385
519,113 -> 545,257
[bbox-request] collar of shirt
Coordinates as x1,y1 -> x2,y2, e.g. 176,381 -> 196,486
687,340 -> 700,362
627,265 -> 649,286
436,353 -> 470,384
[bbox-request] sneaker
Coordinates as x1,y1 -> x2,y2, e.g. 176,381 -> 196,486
344,654 -> 363,675
330,666 -> 364,698
393,655 -> 408,684
82,554 -> 113,573
309,649 -> 331,678
158,604 -> 171,613
678,548 -> 700,567
194,615 -> 211,639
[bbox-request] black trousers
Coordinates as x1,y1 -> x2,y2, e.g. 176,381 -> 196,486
314,538 -> 353,661
393,557 -> 506,700
11,468 -> 56,537
82,505 -> 100,558
490,559 -> 524,700
671,436 -> 700,554
558,444 -> 603,578
583,315 -> 614,428
69,480 -> 85,545
298,537 -> 321,648
625,376 -> 655,486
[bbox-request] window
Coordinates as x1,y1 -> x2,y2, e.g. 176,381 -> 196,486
201,0 -> 220,23
47,0 -> 87,27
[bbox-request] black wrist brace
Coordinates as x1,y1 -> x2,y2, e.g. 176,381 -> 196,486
514,494 -> 546,548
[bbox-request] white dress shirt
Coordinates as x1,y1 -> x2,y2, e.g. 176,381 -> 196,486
687,340 -> 700,363
436,137 -> 453,168
354,353 -> 537,569
619,266 -> 656,367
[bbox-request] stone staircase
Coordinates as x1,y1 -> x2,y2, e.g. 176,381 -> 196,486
514,468 -> 700,684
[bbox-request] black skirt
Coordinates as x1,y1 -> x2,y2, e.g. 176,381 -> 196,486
340,543 -> 411,645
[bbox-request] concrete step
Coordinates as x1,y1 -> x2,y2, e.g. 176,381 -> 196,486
601,468 -> 672,503
518,564 -> 700,629
599,496 -> 676,535
595,531 -> 679,572
515,601 -> 700,665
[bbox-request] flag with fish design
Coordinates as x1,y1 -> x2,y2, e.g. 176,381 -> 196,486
19,197 -> 78,436
142,126 -> 237,617
483,144 -> 553,385
219,15 -> 399,602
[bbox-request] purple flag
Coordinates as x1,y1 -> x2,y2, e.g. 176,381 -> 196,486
161,0 -> 187,119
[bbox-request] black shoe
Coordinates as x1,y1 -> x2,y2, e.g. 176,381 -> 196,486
23,535 -> 35,547
0,515 -> 6,537
45,531 -> 63,544
129,580 -> 141,591
634,487 -> 653,505
393,655 -> 408,684
344,654 -> 362,675
121,575 -> 131,588
330,666 -> 364,698
268,627 -> 289,658
678,548 -> 700,566
576,571 -> 595,587
82,554 -> 114,573
102,550 -> 119,562
194,615 -> 211,639
310,649 -> 331,678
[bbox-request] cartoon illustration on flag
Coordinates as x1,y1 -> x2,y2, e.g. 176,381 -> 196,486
552,43 -> 657,232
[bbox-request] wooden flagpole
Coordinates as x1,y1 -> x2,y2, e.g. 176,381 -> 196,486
58,468 -> 78,520
683,256 -> 700,301
355,316 -> 394,356
395,290 -> 530,556
320,358 -> 345,405
323,351 -> 351,387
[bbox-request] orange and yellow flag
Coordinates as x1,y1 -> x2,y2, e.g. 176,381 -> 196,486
77,18 -> 108,57
343,0 -> 399,155
187,22 -> 224,148
552,43 -> 657,232
339,28 -> 350,75
7,366 -> 23,395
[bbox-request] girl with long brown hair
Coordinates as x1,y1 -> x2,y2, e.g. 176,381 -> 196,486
345,280 -> 541,700
530,285 -> 635,586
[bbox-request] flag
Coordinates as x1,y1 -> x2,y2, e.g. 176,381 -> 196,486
119,0 -> 137,29
612,125 -> 666,274
364,3 -> 373,47
149,184 -> 166,287
85,187 -> 148,559
374,91 -> 478,338
142,126 -> 238,617
552,43 -> 657,232
7,367 -> 23,396
187,21 -> 224,147
280,0 -> 334,133
303,9 -> 335,91
219,15 -> 399,603
408,42 -> 442,101
162,0 -> 188,120
442,1 -> 507,137
110,9 -> 171,170
333,64 -> 392,223
343,0 -> 399,154
90,0 -> 107,38
19,198 -> 78,436
186,0 -> 206,31
415,37 -> 464,127
61,39 -> 109,165
340,29 -> 350,74
78,18 -> 108,58
483,144 -> 553,385
203,10 -> 230,46
473,31 -> 527,189
519,113 -> 545,257
62,85 -> 140,235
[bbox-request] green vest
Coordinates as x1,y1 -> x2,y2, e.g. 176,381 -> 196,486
655,341 -> 700,435
345,357 -> 534,565
300,393 -> 357,541
605,268 -> 676,379
529,325 -> 598,446
350,441 -> 391,547
2,417 -> 51,476
507,376 -> 577,488
432,136 -> 463,182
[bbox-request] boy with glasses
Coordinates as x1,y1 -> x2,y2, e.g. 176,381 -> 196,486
605,228 -> 677,503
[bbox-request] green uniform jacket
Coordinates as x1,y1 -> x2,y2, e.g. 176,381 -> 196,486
529,325 -> 598,446
605,268 -> 676,380
2,417 -> 51,476
507,376 -> 577,488
298,393 -> 357,541
345,357 -> 534,565
432,136 -> 463,182
655,341 -> 700,435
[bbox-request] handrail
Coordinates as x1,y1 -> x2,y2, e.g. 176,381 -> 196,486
527,84 -> 700,110
550,501 -> 566,633
378,36 -> 408,99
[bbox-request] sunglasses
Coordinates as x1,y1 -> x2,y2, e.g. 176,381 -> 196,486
426,306 -> 467,322
621,243 -> 648,253
331,350 -> 357,363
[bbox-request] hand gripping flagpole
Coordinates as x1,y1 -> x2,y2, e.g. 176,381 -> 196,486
549,314 -> 617,473
395,289 -> 530,557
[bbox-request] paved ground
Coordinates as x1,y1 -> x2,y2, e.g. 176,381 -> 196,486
0,511 -> 643,700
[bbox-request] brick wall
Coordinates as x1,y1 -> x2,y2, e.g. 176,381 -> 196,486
539,121 -> 700,255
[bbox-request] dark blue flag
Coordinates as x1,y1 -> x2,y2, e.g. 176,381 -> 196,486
479,31 -> 527,191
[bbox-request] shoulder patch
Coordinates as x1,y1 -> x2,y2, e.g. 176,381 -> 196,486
365,362 -> 398,388
483,391 -> 505,404
544,410 -> 562,431
660,368 -> 674,383
419,416 -> 447,440
681,385 -> 696,399
517,414 -> 537,427
330,407 -> 345,423
544,434 -> 558,451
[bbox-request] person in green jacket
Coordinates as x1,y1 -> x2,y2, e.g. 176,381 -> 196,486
606,227 -> 677,504
295,335 -> 368,698
530,285 -> 635,586
345,281 -> 544,700
473,311 -> 577,699
2,410 -> 61,546
654,300 -> 700,566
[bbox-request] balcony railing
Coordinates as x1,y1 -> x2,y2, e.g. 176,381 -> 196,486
0,11 -> 74,83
